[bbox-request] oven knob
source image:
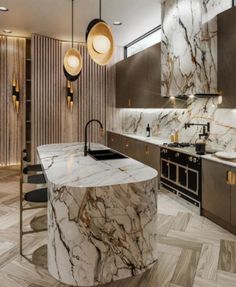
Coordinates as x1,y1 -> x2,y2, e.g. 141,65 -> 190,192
193,158 -> 197,163
189,156 -> 193,162
175,152 -> 180,158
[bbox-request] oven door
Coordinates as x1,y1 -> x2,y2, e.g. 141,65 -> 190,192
161,158 -> 200,200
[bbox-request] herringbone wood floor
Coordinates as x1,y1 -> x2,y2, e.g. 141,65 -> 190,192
0,166 -> 236,287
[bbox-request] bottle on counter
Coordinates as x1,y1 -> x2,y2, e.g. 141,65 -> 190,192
170,132 -> 175,143
174,130 -> 179,143
146,124 -> 151,137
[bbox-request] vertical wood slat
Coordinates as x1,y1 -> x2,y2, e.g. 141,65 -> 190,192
31,34 -> 62,163
31,35 -> 109,163
0,36 -> 26,166
0,33 -> 118,166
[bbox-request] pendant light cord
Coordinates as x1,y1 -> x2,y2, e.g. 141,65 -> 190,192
99,0 -> 101,19
72,0 -> 74,48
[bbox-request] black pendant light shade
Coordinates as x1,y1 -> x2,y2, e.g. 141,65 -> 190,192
63,0 -> 82,81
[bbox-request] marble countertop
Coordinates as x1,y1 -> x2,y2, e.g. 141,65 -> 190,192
37,143 -> 157,188
202,154 -> 236,168
108,130 -> 236,168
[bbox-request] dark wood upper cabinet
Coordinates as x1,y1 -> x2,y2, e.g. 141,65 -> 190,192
218,7 -> 236,108
116,43 -> 185,109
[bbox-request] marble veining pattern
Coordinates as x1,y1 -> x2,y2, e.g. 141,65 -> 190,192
202,0 -> 232,23
121,98 -> 236,151
1,167 -> 236,286
38,143 -> 158,286
161,0 -> 217,97
37,143 -> 157,188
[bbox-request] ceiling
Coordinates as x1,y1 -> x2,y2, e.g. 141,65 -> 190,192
0,0 -> 161,46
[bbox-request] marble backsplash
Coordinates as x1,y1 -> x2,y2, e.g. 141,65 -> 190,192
120,98 -> 236,151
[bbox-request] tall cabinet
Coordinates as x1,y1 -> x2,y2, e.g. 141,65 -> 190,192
218,6 -> 236,108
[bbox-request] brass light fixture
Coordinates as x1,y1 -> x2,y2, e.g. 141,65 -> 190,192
63,0 -> 82,81
67,80 -> 74,110
12,73 -> 20,113
86,0 -> 115,66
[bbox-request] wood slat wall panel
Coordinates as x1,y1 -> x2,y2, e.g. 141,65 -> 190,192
31,35 -> 62,163
31,35 -> 108,162
0,36 -> 25,166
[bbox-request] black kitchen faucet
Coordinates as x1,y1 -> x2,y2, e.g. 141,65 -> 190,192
184,122 -> 210,140
84,119 -> 104,156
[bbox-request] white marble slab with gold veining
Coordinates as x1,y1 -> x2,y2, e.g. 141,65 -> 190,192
37,143 -> 158,286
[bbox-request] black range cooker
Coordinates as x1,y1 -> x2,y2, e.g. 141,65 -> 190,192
160,143 -> 202,209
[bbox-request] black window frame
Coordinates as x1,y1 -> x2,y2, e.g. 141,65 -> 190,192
124,25 -> 161,58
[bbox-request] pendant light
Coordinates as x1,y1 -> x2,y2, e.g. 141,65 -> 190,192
86,0 -> 115,66
63,0 -> 82,81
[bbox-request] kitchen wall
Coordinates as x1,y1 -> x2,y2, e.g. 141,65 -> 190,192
31,34 -> 118,163
121,98 -> 236,150
115,0 -> 236,151
161,0 -> 218,97
0,33 -> 120,165
0,36 -> 26,166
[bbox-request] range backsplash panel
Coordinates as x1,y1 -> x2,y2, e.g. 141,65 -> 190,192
121,98 -> 236,151
202,0 -> 232,23
161,0 -> 218,97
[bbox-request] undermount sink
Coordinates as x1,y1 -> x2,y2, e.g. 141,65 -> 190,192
88,149 -> 127,161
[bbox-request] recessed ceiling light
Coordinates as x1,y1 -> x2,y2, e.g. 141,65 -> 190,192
113,21 -> 122,26
3,29 -> 12,34
0,6 -> 8,12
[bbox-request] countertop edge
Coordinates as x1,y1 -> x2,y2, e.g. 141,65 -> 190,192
108,130 -> 236,168
37,143 -> 158,189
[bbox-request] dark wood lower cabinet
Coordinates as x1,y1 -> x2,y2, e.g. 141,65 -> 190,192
231,167 -> 236,227
107,131 -> 160,174
107,132 -> 123,153
202,159 -> 236,235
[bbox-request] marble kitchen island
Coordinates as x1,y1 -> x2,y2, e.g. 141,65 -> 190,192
37,143 -> 158,286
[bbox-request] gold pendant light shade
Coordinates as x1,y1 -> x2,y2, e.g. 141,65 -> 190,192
63,0 -> 82,82
63,48 -> 82,81
86,20 -> 114,66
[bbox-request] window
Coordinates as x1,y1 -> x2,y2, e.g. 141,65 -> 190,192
125,26 -> 161,58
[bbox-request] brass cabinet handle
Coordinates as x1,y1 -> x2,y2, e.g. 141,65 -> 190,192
226,171 -> 236,185
226,171 -> 231,185
145,145 -> 149,155
111,138 -> 114,142
128,99 -> 132,107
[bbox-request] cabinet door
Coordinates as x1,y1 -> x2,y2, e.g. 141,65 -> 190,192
107,132 -> 123,153
116,59 -> 133,108
218,7 -> 236,108
202,159 -> 231,222
231,168 -> 236,226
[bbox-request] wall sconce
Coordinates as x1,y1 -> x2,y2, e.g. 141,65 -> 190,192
67,80 -> 74,110
12,73 -> 20,113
